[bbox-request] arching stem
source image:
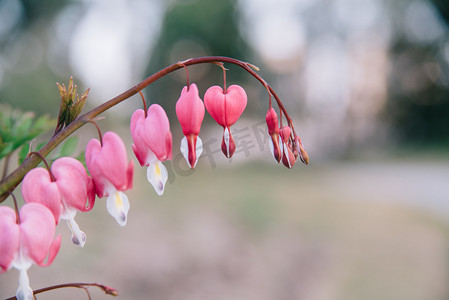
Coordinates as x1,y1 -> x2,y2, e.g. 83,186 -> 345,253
4,282 -> 118,300
178,62 -> 190,91
138,91 -> 148,118
0,56 -> 296,202
28,152 -> 55,182
86,120 -> 103,147
10,193 -> 20,224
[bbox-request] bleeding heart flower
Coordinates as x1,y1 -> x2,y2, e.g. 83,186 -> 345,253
21,157 -> 95,247
175,83 -> 205,168
86,131 -> 134,226
130,104 -> 172,196
280,126 -> 296,169
0,203 -> 61,300
204,84 -> 247,158
265,107 -> 282,163
294,135 -> 309,165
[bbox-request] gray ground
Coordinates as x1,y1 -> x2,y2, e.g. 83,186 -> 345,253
1,156 -> 448,300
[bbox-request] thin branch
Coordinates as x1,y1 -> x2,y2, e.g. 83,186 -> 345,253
4,282 -> 118,300
0,56 -> 293,202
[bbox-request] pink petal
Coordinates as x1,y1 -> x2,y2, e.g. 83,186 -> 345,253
280,126 -> 291,143
221,127 -> 236,158
126,160 -> 134,191
266,109 -> 281,162
132,143 -> 148,167
282,142 -> 296,169
265,108 -> 280,135
139,104 -> 172,162
86,132 -> 132,196
176,83 -> 205,136
204,85 -> 247,127
130,108 -> 145,138
52,157 -> 91,212
0,206 -> 20,273
295,136 -> 309,165
38,235 -> 61,267
279,126 -> 296,168
84,176 -> 96,212
21,168 -> 63,223
86,138 -> 107,197
130,109 -> 150,166
19,203 -> 57,266
186,135 -> 198,168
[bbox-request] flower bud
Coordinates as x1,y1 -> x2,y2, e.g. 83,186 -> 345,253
280,126 -> 296,169
266,108 -> 281,162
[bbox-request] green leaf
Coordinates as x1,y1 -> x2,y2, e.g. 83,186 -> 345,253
58,136 -> 78,157
76,150 -> 87,169
18,144 -> 30,165
0,103 -> 55,160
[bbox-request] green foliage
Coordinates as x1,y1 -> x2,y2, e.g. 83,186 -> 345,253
50,136 -> 85,166
57,135 -> 78,158
0,103 -> 54,161
17,135 -> 84,166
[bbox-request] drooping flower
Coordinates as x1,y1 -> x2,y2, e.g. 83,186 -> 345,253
175,83 -> 205,168
294,135 -> 309,165
130,104 -> 172,195
85,131 -> 134,226
280,126 -> 296,169
21,157 -> 95,247
0,203 -> 61,300
265,107 -> 282,163
204,84 -> 247,158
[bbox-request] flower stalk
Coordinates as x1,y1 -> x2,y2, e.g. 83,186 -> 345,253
0,56 -> 302,202
4,282 -> 118,300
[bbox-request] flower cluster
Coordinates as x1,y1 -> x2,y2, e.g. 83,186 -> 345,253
0,58 -> 308,299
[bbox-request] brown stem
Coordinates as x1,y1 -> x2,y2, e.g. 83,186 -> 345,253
216,62 -> 227,93
10,193 -> 20,224
0,56 -> 293,202
28,152 -> 56,182
138,91 -> 148,118
178,62 -> 190,91
4,282 -> 118,300
87,121 -> 103,147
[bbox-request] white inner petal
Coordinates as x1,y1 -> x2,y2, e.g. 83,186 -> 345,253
268,136 -> 275,161
106,190 -> 130,227
67,216 -> 87,247
283,142 -> 292,168
180,136 -> 191,168
16,269 -> 33,300
147,160 -> 168,196
223,127 -> 230,157
180,136 -> 203,168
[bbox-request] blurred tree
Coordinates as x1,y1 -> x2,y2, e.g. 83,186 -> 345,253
16,0 -> 67,28
0,0 -> 70,117
431,0 -> 449,24
385,0 -> 449,147
144,0 -> 252,120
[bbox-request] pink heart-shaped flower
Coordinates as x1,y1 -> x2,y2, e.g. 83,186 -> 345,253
21,168 -> 63,223
131,104 -> 172,165
204,85 -> 247,127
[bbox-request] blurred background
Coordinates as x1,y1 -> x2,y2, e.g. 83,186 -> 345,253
1,0 -> 449,299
